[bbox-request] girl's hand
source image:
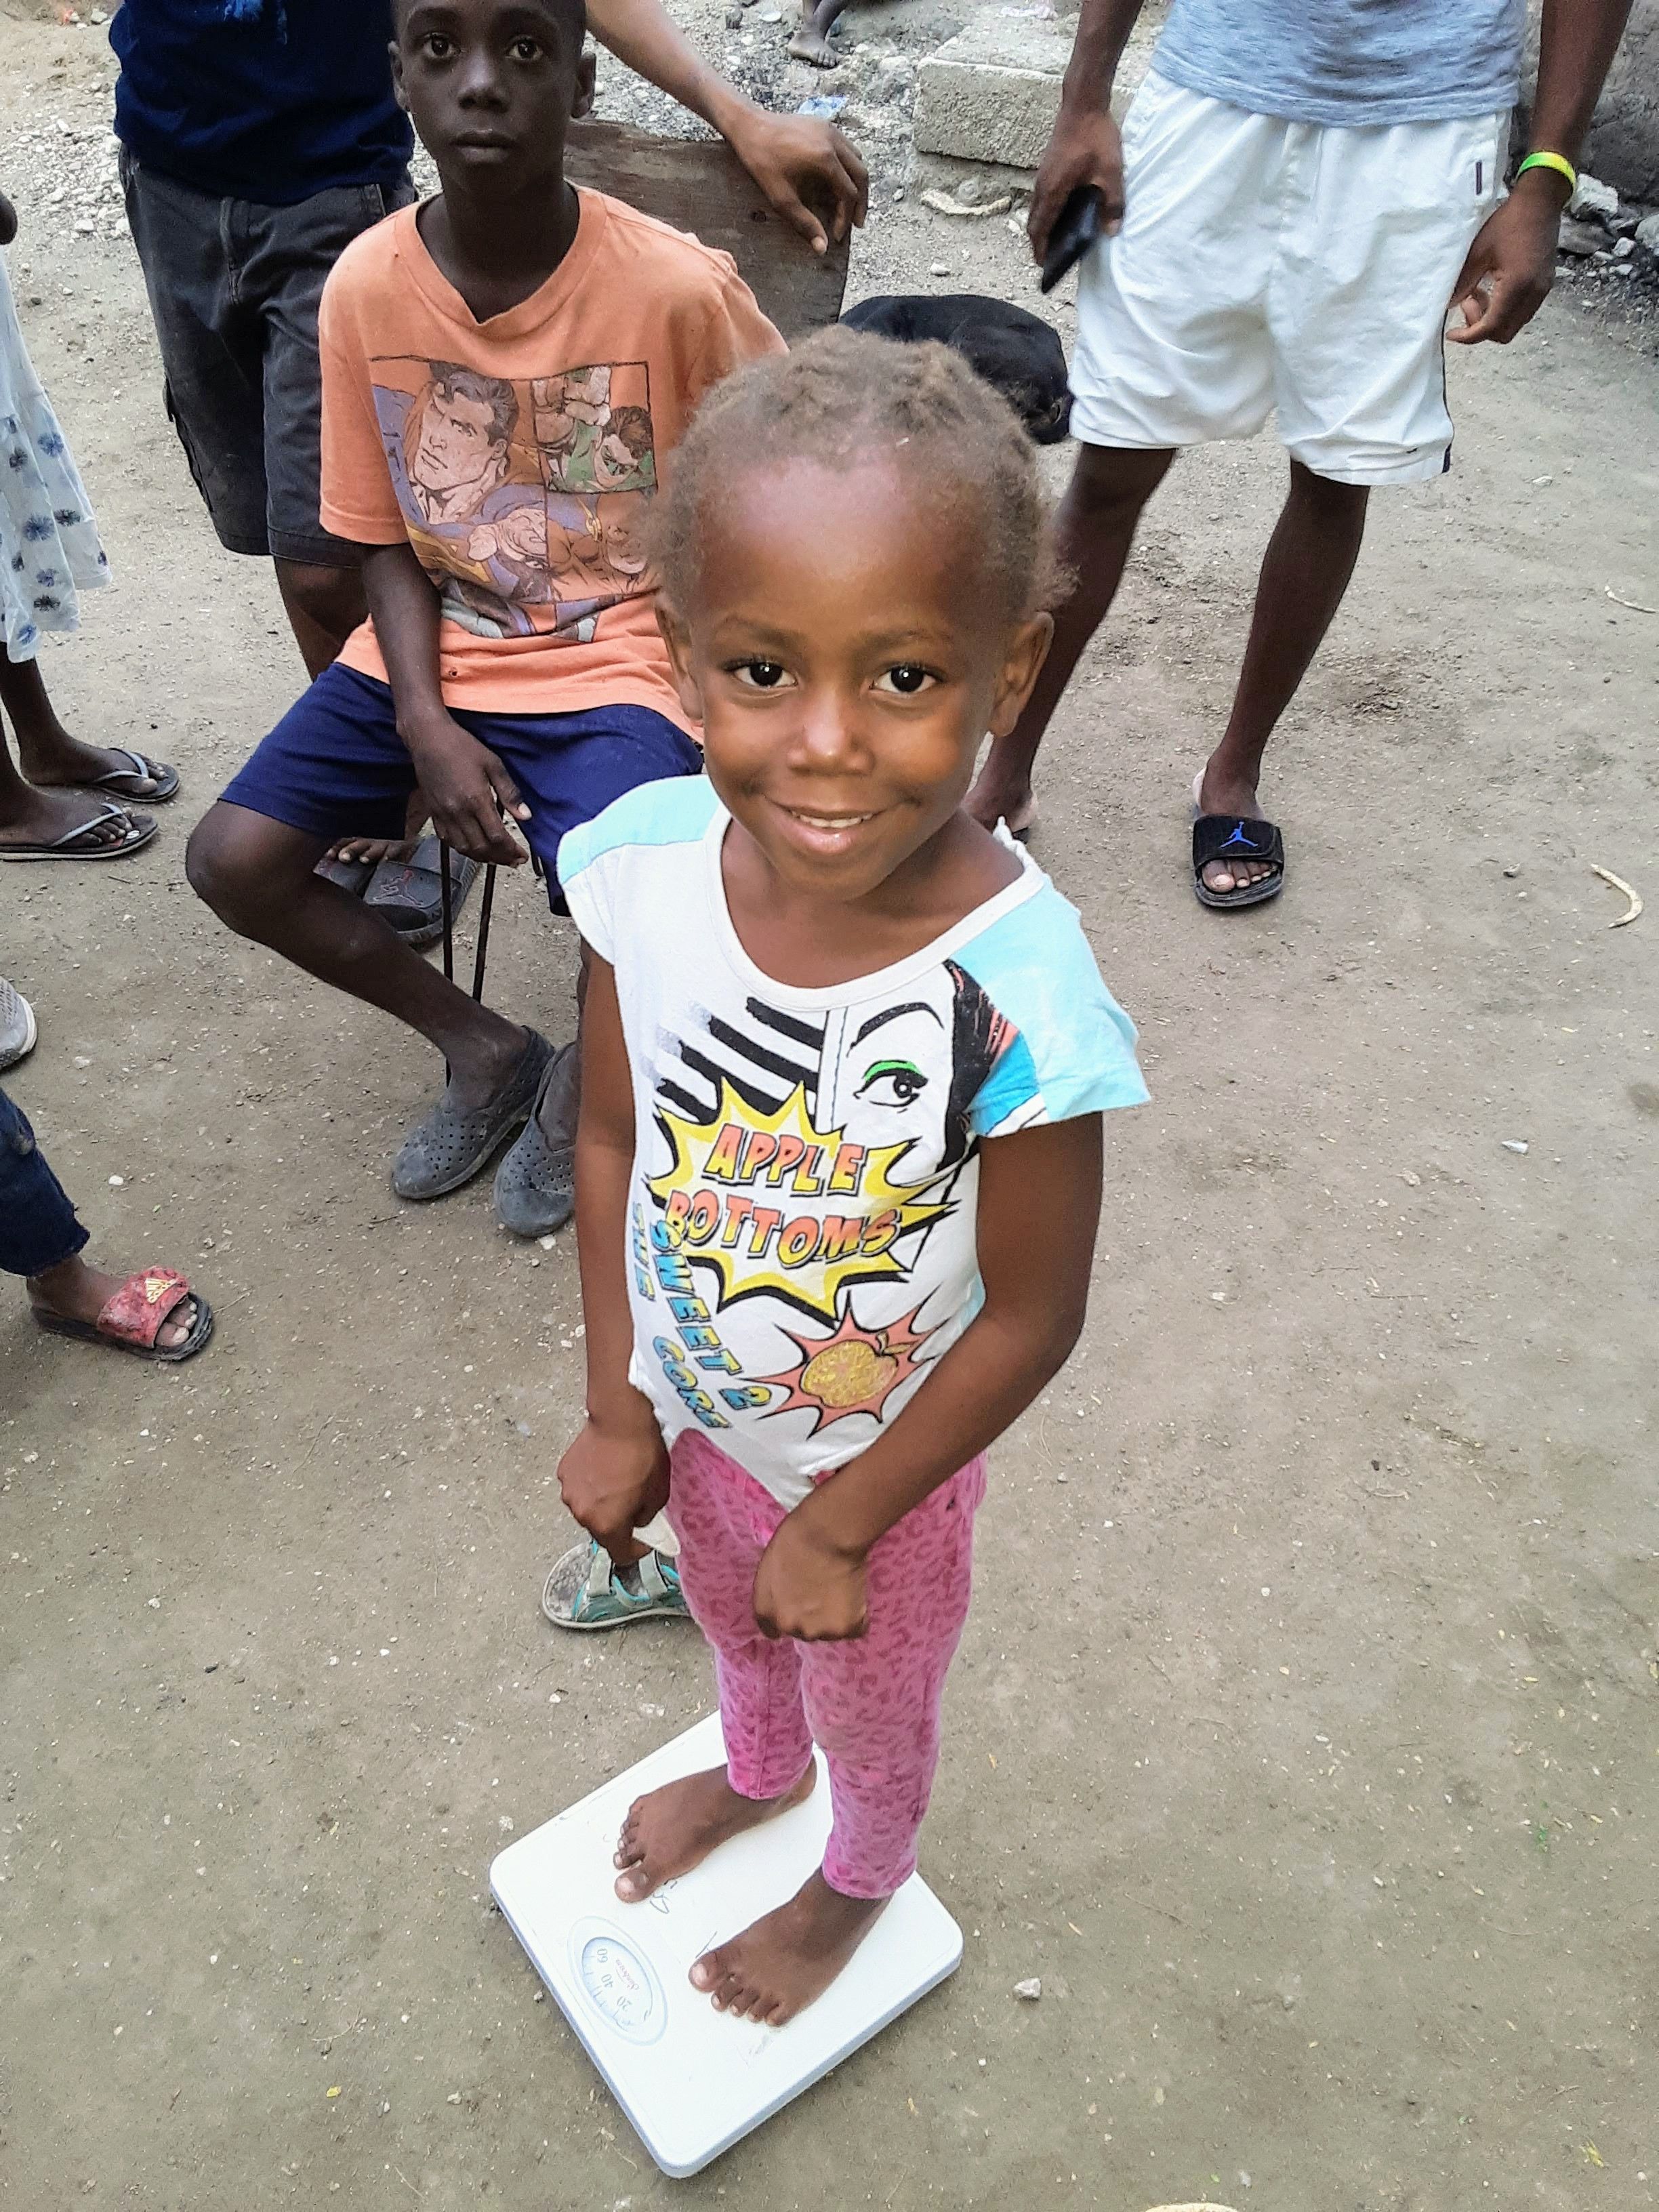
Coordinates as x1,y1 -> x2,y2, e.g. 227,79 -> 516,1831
558,1416 -> 670,1566
754,1509 -> 869,1642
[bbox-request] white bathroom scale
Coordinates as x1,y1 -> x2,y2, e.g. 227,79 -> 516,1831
491,1713 -> 962,2177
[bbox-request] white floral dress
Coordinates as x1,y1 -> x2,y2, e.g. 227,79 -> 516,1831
0,247 -> 108,663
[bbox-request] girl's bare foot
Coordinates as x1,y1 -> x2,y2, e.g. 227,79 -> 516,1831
690,1871 -> 886,2025
613,1763 -> 815,1902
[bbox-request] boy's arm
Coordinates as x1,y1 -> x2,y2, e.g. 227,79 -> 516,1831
583,0 -> 868,254
557,953 -> 670,1563
359,541 -> 533,867
1025,0 -> 1147,259
1448,0 -> 1635,346
754,1113 -> 1103,1641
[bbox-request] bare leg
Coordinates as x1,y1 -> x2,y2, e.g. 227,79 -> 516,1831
789,0 -> 848,65
28,1252 -> 201,1350
186,802 -> 528,1109
274,558 -> 367,682
0,652 -> 171,798
1197,460 -> 1370,895
966,443 -> 1174,834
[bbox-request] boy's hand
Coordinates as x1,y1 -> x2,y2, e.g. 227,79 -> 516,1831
723,108 -> 868,256
1446,173 -> 1562,346
0,190 -> 17,249
1029,103 -> 1124,262
558,1416 -> 670,1567
753,1508 -> 869,1642
398,714 -> 531,865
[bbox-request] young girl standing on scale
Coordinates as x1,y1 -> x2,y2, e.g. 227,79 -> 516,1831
556,329 -> 1148,2025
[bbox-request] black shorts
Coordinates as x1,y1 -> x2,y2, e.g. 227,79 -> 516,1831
119,153 -> 416,567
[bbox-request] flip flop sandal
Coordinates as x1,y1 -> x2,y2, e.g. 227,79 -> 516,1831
32,1266 -> 213,1363
390,1026 -> 554,1201
365,836 -> 482,948
314,852 -> 375,895
83,747 -> 180,803
0,801 -> 157,861
541,1538 -> 691,1631
493,1041 -> 576,1237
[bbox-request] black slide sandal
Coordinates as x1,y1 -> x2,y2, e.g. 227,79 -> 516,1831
1191,813 -> 1285,909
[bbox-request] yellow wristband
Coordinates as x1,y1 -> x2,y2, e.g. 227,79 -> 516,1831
1516,150 -> 1578,194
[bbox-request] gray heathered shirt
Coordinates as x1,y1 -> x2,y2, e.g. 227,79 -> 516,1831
1151,0 -> 1525,127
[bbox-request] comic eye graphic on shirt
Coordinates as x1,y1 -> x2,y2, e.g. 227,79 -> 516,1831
634,962 -> 1023,1439
369,356 -> 658,642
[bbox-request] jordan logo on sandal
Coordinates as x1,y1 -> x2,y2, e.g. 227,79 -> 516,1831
1218,822 -> 1262,851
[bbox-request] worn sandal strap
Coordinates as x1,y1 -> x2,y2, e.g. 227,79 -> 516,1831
96,1267 -> 193,1349
1193,813 -> 1284,872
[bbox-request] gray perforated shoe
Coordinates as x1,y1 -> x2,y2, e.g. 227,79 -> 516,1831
0,977 -> 37,1072
493,1040 -> 577,1237
391,1028 -> 553,1201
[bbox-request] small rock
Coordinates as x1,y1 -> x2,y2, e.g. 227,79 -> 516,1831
1557,216 -> 1607,257
759,7 -> 781,18
1013,1977 -> 1042,2000
108,1173 -> 124,1187
1501,1139 -> 1529,1155
1635,212 -> 1659,253
1570,172 -> 1618,219
928,260 -> 950,276
1502,864 -> 1520,878
1400,1170 -> 1421,1187
1612,237 -> 1634,259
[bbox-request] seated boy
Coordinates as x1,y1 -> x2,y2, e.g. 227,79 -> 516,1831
186,0 -> 783,1234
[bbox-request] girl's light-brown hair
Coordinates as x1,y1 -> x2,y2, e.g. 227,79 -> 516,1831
652,325 -> 1058,622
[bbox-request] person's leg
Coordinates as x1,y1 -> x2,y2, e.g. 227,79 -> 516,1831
689,1454 -> 986,2025
186,800 -> 530,1105
788,0 -> 848,66
1194,462 -> 1370,895
488,703 -> 703,1233
256,179 -> 415,676
0,648 -> 177,804
612,1432 -> 817,1903
186,666 -> 535,1114
0,1088 -> 201,1349
966,444 -> 1174,836
274,560 -> 368,682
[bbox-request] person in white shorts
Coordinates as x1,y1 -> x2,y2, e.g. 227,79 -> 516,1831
967,0 -> 1633,907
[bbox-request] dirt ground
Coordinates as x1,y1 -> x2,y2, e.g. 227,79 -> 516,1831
3,12 -> 1658,2211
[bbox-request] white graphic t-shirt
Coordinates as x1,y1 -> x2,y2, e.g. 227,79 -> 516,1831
558,777 -> 1149,1509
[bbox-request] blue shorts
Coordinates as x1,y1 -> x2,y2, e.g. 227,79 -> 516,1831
220,663 -> 702,909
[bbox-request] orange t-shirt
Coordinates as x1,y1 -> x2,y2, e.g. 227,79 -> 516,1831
317,192 -> 784,726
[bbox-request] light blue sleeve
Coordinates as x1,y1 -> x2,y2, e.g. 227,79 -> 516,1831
556,773 -> 718,964
954,881 -> 1149,1136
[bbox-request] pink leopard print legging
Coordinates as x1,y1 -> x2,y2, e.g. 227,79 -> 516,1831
664,1429 -> 987,1900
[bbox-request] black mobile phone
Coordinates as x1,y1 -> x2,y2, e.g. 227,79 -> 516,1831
1039,185 -> 1105,295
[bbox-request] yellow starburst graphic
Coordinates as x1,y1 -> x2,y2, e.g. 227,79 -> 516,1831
647,1079 -> 952,1324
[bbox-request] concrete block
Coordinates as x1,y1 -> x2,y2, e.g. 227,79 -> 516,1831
914,22 -> 1076,172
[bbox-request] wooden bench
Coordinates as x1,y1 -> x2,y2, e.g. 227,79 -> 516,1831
564,117 -> 853,337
